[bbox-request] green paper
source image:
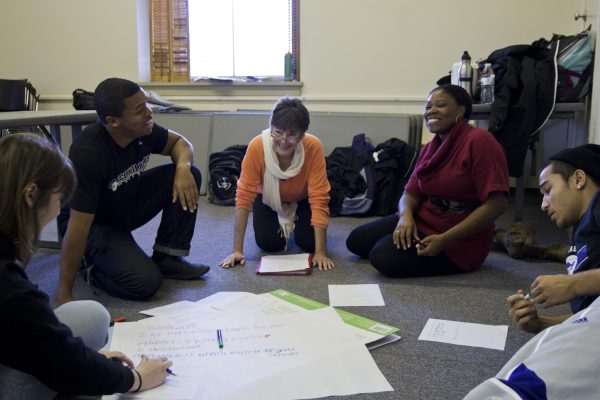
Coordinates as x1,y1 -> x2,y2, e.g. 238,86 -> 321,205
269,289 -> 398,336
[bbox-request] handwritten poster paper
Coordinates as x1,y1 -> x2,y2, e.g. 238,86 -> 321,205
418,318 -> 508,350
109,311 -> 392,399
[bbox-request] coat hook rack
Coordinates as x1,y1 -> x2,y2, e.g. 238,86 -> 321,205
574,11 -> 587,22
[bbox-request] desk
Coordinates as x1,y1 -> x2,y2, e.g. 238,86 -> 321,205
0,110 -> 98,248
0,110 -> 98,147
471,102 -> 586,220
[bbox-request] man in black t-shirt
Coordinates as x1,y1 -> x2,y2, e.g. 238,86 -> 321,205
507,144 -> 600,334
57,78 -> 209,304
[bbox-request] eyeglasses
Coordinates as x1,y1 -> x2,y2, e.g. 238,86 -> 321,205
270,128 -> 301,143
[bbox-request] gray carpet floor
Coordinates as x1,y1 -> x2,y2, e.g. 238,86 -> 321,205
29,190 -> 569,400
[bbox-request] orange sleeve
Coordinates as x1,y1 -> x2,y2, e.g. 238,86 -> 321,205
305,135 -> 331,228
235,135 -> 264,210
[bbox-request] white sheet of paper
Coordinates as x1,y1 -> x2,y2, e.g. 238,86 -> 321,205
418,318 -> 508,350
195,291 -> 255,308
258,253 -> 310,273
144,293 -> 261,327
328,284 -> 385,306
140,301 -> 194,317
151,302 -> 221,327
207,292 -> 277,316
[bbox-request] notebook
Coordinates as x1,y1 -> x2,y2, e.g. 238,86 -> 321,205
256,253 -> 312,276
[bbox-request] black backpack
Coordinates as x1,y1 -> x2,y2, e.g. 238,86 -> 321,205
326,134 -> 374,217
326,135 -> 418,217
207,144 -> 247,206
370,138 -> 418,216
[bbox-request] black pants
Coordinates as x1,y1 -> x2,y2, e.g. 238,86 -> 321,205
58,164 -> 201,300
252,195 -> 315,253
346,214 -> 463,277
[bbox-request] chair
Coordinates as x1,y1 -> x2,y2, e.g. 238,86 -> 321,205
0,79 -> 29,111
0,79 -> 55,144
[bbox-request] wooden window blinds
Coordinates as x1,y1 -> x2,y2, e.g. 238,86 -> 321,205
150,0 -> 190,82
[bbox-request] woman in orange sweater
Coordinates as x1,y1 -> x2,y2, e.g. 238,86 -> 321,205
219,97 -> 334,270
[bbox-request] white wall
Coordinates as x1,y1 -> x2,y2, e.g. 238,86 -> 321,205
0,0 -> 591,118
300,0 -> 581,100
0,0 -> 139,96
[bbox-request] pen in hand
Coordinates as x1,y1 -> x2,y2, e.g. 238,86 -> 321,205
111,356 -> 177,376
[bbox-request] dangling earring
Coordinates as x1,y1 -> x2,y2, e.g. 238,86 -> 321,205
455,114 -> 463,123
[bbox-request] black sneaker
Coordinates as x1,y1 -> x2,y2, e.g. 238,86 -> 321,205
155,256 -> 210,280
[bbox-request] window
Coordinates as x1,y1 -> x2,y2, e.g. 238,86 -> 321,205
150,0 -> 299,82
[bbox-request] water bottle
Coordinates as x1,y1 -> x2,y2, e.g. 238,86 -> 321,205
284,52 -> 293,81
458,51 -> 473,98
480,63 -> 495,104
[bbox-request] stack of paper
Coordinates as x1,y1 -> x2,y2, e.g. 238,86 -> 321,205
256,253 -> 312,276
108,290 -> 398,400
267,289 -> 399,349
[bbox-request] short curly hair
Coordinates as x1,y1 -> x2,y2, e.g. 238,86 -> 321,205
94,78 -> 142,122
429,84 -> 472,119
270,96 -> 310,134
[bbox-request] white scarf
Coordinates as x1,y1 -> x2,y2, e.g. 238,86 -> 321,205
261,129 -> 305,248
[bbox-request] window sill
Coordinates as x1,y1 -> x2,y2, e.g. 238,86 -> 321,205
140,80 -> 302,97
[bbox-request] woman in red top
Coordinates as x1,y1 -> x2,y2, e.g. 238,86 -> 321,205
219,97 -> 334,270
347,85 -> 509,277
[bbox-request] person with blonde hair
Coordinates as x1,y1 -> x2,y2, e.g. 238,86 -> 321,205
0,134 -> 171,399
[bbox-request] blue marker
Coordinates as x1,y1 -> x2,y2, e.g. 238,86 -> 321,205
217,329 -> 224,349
166,368 -> 177,376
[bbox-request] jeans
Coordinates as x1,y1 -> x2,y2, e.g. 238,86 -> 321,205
59,164 -> 202,300
346,214 -> 463,277
252,195 -> 315,252
0,300 -> 110,400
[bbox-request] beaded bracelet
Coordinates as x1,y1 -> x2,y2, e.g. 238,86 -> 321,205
132,369 -> 142,392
